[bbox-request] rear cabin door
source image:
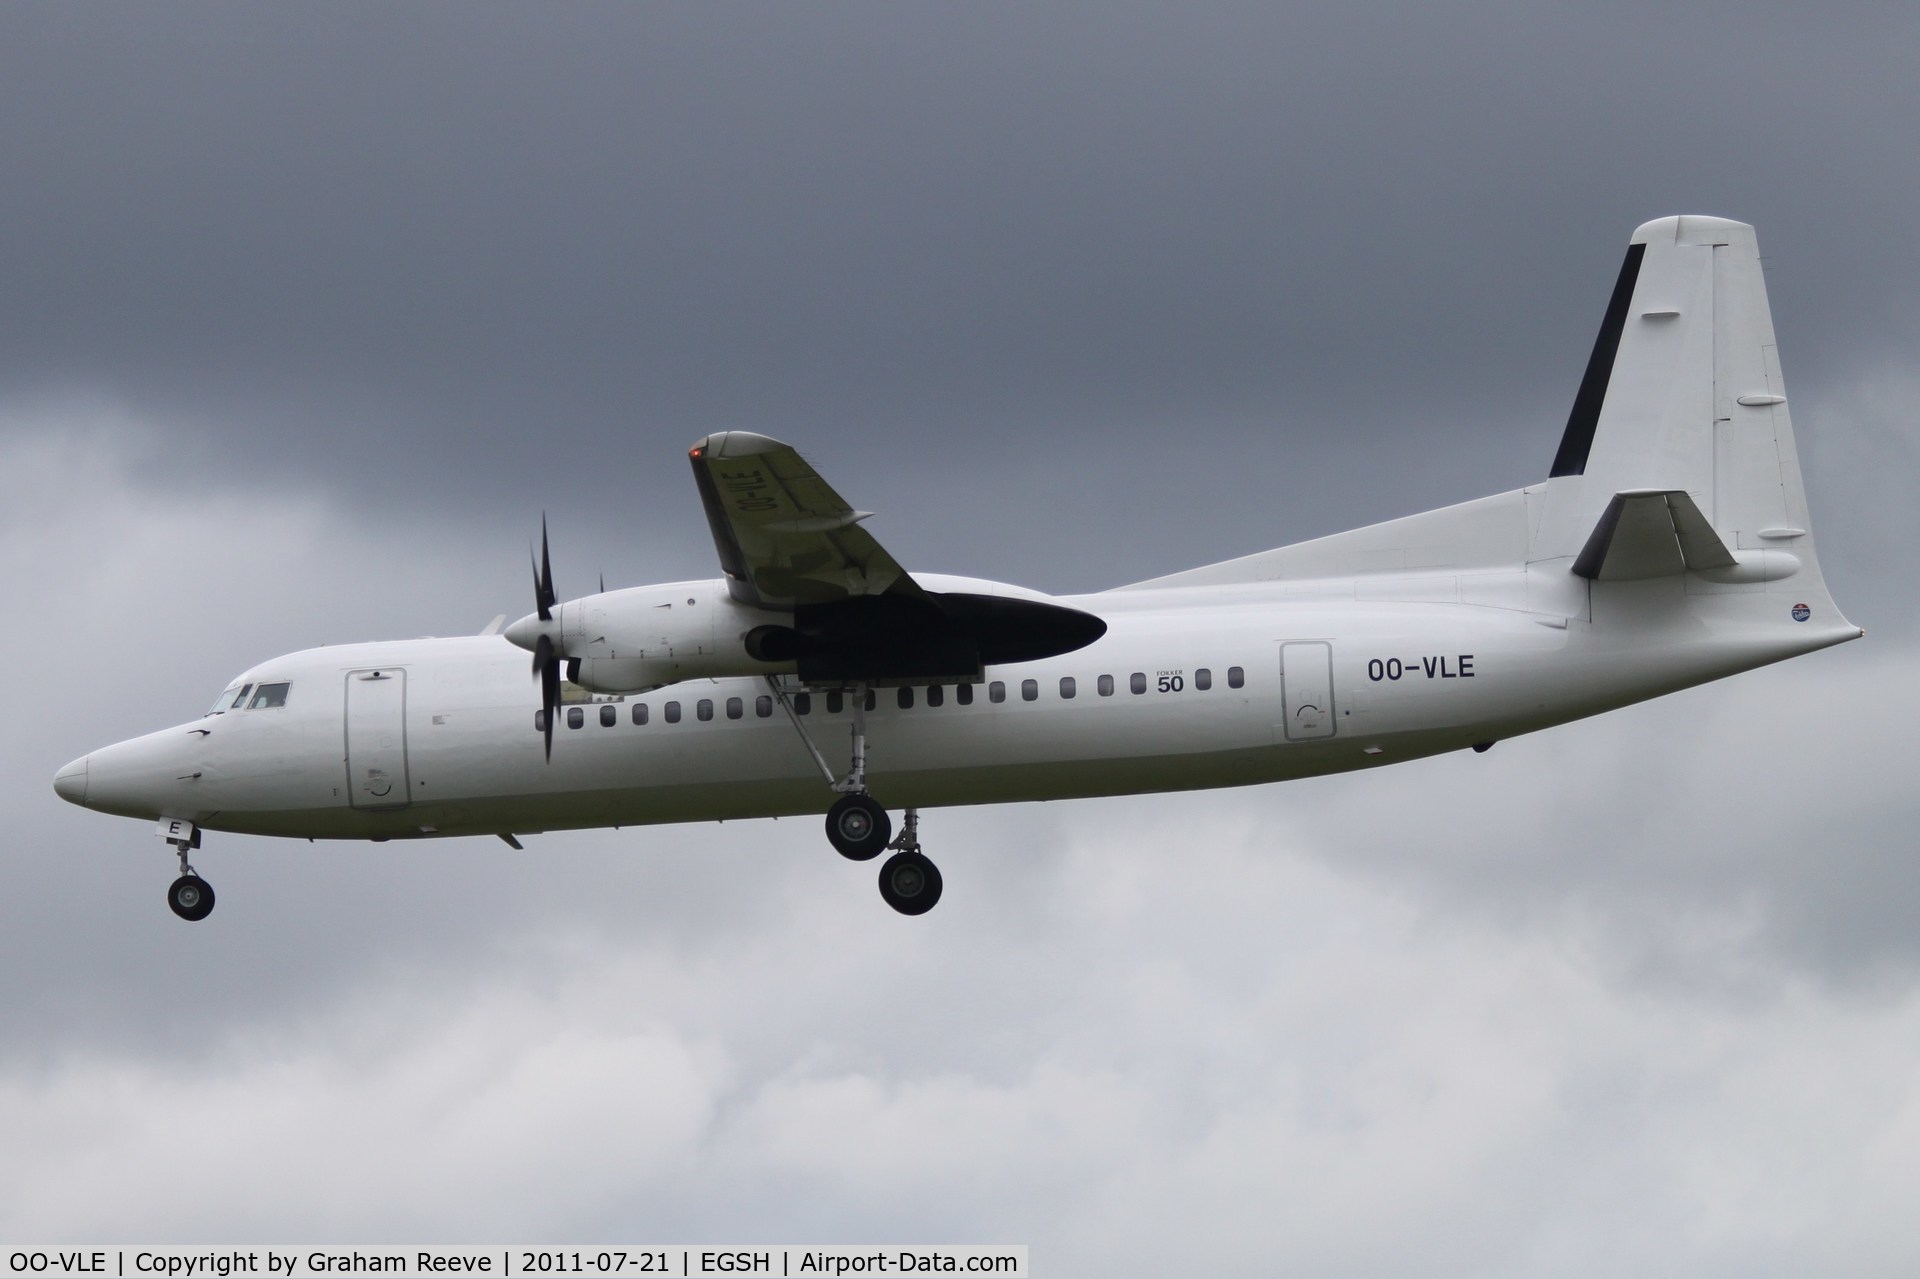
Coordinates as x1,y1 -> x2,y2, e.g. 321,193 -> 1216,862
345,668 -> 411,809
1280,642 -> 1336,741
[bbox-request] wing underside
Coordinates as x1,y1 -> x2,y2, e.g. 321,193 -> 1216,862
690,432 -> 915,609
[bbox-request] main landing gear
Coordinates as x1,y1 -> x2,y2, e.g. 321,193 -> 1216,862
769,677 -> 944,916
165,823 -> 215,922
876,808 -> 941,916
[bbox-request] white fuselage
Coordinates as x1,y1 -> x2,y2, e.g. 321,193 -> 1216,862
61,567 -> 1855,843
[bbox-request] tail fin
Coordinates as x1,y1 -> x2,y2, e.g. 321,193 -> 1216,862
1533,216 -> 1821,571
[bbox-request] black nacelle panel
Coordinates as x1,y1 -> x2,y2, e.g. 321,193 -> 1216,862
932,593 -> 1107,665
782,590 -> 1106,685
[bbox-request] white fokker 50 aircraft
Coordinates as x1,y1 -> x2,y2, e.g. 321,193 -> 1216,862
56,217 -> 1861,920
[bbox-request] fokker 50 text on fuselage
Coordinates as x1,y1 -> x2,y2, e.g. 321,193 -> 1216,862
55,217 -> 1861,920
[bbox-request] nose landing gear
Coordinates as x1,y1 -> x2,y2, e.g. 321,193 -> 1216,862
164,824 -> 215,922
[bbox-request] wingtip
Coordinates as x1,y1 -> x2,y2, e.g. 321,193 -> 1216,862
691,431 -> 789,460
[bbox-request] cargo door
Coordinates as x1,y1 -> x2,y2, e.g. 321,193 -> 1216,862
1280,642 -> 1336,741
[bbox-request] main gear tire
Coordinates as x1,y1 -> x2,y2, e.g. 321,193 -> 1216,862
878,850 -> 942,916
825,793 -> 891,861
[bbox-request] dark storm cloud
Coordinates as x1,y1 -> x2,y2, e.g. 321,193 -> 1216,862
4,6 -> 1918,1271
5,3 -> 1918,591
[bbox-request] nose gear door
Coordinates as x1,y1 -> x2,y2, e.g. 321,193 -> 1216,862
345,668 -> 411,810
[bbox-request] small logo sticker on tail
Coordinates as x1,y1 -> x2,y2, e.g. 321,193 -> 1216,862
1792,603 -> 1811,622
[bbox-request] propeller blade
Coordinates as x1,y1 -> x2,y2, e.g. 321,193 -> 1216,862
540,652 -> 560,764
524,518 -> 562,760
536,515 -> 556,621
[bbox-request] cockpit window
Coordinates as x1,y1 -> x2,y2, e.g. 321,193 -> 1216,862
206,683 -> 253,716
248,682 -> 291,709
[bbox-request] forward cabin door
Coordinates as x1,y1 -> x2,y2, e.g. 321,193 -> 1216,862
1280,642 -> 1336,741
345,668 -> 411,810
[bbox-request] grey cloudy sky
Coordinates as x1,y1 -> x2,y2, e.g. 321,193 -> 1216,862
4,3 -> 1918,1272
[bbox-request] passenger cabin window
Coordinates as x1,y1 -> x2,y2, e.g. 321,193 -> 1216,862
827,690 -> 845,714
794,693 -> 811,715
898,687 -> 914,709
989,681 -> 1006,703
1098,674 -> 1114,697
1228,666 -> 1245,689
956,683 -> 974,706
698,699 -> 714,722
1195,668 -> 1212,691
756,695 -> 773,718
1021,679 -> 1038,702
727,697 -> 743,720
567,707 -> 584,729
1130,672 -> 1147,695
927,685 -> 944,707
633,703 -> 649,725
600,704 -> 616,727
1059,676 -> 1076,699
665,701 -> 682,724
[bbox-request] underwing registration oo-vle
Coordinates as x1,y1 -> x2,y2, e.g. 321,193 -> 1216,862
55,217 -> 1861,920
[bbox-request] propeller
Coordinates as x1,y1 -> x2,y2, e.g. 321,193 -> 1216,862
529,517 -> 562,761
533,515 -> 557,622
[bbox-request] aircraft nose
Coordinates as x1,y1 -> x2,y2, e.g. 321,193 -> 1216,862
54,754 -> 89,807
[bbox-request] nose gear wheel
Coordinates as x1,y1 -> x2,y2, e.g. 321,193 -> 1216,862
168,874 -> 215,922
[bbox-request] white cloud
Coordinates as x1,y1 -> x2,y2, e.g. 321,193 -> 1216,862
8,798 -> 1920,1275
5,403 -> 1919,1275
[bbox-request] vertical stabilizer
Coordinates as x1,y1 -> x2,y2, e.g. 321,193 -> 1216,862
1533,216 -> 1818,567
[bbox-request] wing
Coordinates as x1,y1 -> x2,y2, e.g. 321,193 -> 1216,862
687,432 -> 1107,684
690,432 -> 925,609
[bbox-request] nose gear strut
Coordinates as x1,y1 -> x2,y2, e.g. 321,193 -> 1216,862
164,823 -> 215,922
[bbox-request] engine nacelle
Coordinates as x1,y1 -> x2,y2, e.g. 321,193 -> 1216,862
560,579 -> 793,693
515,574 -> 1107,694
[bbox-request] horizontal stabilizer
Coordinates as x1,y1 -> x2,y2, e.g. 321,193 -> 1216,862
1571,490 -> 1737,580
